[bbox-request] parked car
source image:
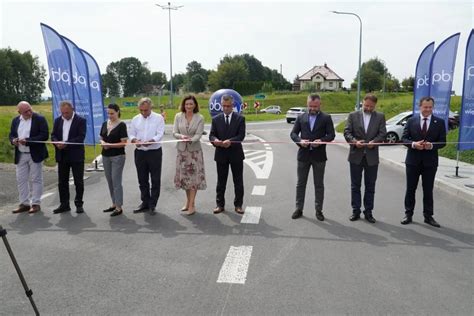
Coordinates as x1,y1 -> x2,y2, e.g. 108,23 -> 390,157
385,110 -> 459,143
260,105 -> 281,114
286,107 -> 307,123
385,111 -> 411,143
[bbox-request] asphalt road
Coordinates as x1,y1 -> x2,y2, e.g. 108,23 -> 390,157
1,117 -> 472,315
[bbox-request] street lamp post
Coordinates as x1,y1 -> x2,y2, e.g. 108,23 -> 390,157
156,2 -> 183,107
331,10 -> 362,111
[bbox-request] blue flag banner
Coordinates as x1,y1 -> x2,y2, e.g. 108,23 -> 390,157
61,36 -> 94,145
413,42 -> 434,115
429,33 -> 460,130
458,29 -> 474,151
82,49 -> 105,144
40,23 -> 73,119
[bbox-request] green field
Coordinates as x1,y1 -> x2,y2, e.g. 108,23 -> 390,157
0,92 -> 471,165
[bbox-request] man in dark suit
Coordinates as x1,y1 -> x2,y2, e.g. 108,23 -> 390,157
290,93 -> 335,221
209,94 -> 246,215
9,101 -> 49,214
50,101 -> 87,214
401,96 -> 446,227
344,93 -> 386,223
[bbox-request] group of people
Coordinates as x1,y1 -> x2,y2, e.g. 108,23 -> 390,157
290,93 -> 446,227
9,92 -> 446,227
8,95 -> 246,218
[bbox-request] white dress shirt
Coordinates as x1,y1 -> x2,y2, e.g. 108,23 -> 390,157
419,114 -> 432,130
62,112 -> 75,142
129,111 -> 165,151
18,115 -> 32,153
363,111 -> 372,133
224,112 -> 233,125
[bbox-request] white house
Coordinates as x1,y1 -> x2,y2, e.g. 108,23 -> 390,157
294,63 -> 344,91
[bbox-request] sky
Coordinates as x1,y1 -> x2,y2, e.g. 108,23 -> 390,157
1,0 -> 473,96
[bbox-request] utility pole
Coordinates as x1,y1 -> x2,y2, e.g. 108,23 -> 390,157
156,2 -> 183,107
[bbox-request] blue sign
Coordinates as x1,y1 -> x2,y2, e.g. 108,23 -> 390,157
40,23 -> 73,120
429,32 -> 460,130
458,29 -> 474,151
413,42 -> 434,115
82,49 -> 105,144
208,89 -> 243,117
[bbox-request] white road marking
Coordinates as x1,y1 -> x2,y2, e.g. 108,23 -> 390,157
251,185 -> 266,196
217,246 -> 253,284
241,207 -> 262,224
40,192 -> 54,200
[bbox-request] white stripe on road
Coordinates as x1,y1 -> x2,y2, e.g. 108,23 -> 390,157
40,192 -> 54,200
241,207 -> 262,224
251,185 -> 266,196
217,246 -> 253,284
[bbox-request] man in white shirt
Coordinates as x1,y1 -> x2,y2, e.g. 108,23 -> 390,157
9,101 -> 49,214
129,97 -> 165,214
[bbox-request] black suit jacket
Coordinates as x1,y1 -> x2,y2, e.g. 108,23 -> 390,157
51,114 -> 87,162
290,112 -> 335,162
9,113 -> 49,164
402,115 -> 446,167
209,112 -> 246,163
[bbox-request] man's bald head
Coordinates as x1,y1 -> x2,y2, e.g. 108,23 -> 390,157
17,101 -> 33,119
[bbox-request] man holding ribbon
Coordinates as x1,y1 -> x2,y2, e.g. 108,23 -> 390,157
51,101 -> 87,214
344,93 -> 386,223
9,101 -> 49,214
401,96 -> 446,227
290,93 -> 335,221
129,97 -> 165,215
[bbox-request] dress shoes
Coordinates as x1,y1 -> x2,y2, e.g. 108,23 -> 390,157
315,211 -> 325,221
149,208 -> 156,215
110,209 -> 122,217
103,206 -> 115,213
291,210 -> 303,219
29,205 -> 41,214
13,204 -> 30,214
133,205 -> 149,214
401,216 -> 412,225
235,207 -> 244,214
76,206 -> 84,214
424,216 -> 440,228
53,205 -> 71,214
364,214 -> 376,223
213,206 -> 225,214
349,214 -> 360,221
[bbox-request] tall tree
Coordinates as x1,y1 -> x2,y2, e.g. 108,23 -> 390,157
0,48 -> 45,104
402,76 -> 415,91
353,57 -> 400,92
184,61 -> 208,93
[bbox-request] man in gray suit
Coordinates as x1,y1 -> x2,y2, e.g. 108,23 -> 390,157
344,94 -> 387,223
290,93 -> 335,221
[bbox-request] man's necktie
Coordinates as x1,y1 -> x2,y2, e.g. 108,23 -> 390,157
225,115 -> 230,126
422,117 -> 428,138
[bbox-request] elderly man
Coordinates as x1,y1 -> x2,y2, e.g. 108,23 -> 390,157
290,93 -> 335,221
51,101 -> 87,214
129,97 -> 165,214
344,94 -> 387,223
9,101 -> 49,214
209,94 -> 246,215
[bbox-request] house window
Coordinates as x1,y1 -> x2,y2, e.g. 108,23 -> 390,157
329,82 -> 333,87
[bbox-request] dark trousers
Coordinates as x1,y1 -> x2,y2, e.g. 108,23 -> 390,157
350,156 -> 379,215
295,160 -> 326,212
58,160 -> 84,207
135,149 -> 162,209
216,160 -> 244,208
404,164 -> 437,217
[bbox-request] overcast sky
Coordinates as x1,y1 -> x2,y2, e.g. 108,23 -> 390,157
1,0 -> 473,95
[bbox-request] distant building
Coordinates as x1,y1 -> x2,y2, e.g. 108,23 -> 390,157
294,63 -> 344,91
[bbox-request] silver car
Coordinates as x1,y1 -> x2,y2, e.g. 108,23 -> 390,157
260,105 -> 281,114
385,111 -> 412,143
286,107 -> 307,123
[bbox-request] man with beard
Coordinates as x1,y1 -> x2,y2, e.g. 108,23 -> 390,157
290,93 -> 335,221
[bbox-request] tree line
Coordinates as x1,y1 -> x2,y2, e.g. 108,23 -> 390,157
0,48 -> 416,105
